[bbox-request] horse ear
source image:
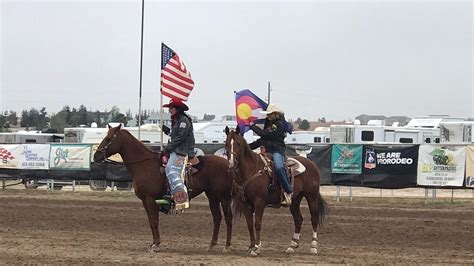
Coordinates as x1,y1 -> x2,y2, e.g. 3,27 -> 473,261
118,124 -> 122,130
235,126 -> 240,135
107,124 -> 112,129
224,126 -> 230,135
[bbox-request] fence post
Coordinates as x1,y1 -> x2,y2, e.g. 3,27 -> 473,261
349,186 -> 353,202
336,186 -> 340,202
111,181 -> 115,192
424,188 -> 428,204
2,179 -> 5,190
450,189 -> 454,204
72,180 -> 76,192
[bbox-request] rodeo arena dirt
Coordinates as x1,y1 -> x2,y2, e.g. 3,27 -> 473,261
0,183 -> 473,265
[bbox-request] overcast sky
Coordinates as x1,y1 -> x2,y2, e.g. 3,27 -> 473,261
1,0 -> 472,121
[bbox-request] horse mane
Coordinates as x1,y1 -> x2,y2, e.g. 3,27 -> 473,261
233,131 -> 259,163
119,129 -> 158,155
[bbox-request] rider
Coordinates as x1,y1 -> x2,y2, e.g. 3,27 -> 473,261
161,98 -> 195,207
248,104 -> 293,206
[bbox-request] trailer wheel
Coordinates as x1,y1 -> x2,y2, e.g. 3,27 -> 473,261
24,179 -> 39,189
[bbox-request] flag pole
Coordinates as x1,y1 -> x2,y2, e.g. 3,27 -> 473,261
137,0 -> 145,140
160,42 -> 164,150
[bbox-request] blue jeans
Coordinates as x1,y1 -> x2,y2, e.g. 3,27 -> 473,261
273,152 -> 292,194
165,152 -> 188,202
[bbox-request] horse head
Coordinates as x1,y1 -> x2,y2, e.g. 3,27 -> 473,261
224,126 -> 245,168
93,124 -> 123,162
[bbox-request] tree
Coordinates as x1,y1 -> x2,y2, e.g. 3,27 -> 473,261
0,113 -> 6,131
299,119 -> 310,130
7,111 -> 18,126
295,117 -> 302,124
202,113 -> 215,121
318,117 -> 326,123
49,111 -> 68,133
37,107 -> 49,129
77,105 -> 89,126
20,110 -> 29,128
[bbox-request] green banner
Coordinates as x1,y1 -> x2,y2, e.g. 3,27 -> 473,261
49,144 -> 92,170
331,144 -> 362,174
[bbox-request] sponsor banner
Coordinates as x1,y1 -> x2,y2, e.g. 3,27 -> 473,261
362,145 -> 418,174
417,145 -> 466,187
49,144 -> 92,170
0,144 -> 21,169
18,144 -> 50,170
331,144 -> 362,174
91,144 -> 123,162
466,146 -> 474,188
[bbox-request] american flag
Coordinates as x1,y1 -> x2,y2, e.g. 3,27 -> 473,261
161,43 -> 194,101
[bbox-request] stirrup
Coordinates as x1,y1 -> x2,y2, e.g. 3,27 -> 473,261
155,194 -> 172,205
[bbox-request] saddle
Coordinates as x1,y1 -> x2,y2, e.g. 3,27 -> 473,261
160,154 -> 204,192
260,153 -> 306,206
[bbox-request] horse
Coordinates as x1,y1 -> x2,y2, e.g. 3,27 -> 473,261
224,126 -> 327,256
93,124 -> 234,252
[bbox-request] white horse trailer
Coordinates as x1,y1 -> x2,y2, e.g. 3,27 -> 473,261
440,121 -> 474,143
285,131 -> 330,144
330,125 -> 439,144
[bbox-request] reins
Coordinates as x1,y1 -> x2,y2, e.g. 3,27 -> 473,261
230,146 -> 273,201
97,129 -> 159,166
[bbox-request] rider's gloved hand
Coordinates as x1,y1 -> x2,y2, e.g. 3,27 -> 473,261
162,125 -> 171,135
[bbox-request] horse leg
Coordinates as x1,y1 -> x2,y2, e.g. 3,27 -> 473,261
305,194 -> 321,255
251,198 -> 266,256
242,204 -> 256,255
205,192 -> 222,251
142,197 -> 160,252
285,193 -> 304,254
221,198 -> 233,252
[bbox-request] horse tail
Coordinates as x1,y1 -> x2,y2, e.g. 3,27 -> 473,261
316,190 -> 328,226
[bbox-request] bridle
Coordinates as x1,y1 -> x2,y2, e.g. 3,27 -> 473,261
95,129 -> 157,165
226,132 -> 272,200
96,130 -> 120,162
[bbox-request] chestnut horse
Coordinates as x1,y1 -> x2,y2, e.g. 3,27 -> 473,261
224,126 -> 327,256
93,124 -> 233,252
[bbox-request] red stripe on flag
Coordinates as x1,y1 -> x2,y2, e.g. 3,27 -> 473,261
163,65 -> 194,85
162,74 -> 193,91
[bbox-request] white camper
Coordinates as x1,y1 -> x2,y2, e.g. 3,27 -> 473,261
330,124 -> 439,144
440,121 -> 474,143
286,131 -> 330,144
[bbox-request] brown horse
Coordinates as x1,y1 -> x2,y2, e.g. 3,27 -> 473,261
224,126 -> 327,256
93,124 -> 233,252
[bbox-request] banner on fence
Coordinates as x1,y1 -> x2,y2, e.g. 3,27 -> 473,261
331,144 -> 362,174
466,145 -> 474,188
363,145 -> 418,174
417,145 -> 466,187
18,144 -> 50,170
0,144 -> 21,169
49,144 -> 91,170
91,144 -> 123,162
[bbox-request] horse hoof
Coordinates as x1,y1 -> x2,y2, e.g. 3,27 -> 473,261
222,246 -> 232,253
206,245 -> 216,252
310,247 -> 318,255
148,244 -> 160,252
249,250 -> 259,257
285,247 -> 295,254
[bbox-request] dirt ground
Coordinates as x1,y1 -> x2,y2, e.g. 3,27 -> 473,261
0,188 -> 473,265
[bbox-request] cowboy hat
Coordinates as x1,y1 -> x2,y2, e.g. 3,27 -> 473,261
260,104 -> 284,115
163,98 -> 189,111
